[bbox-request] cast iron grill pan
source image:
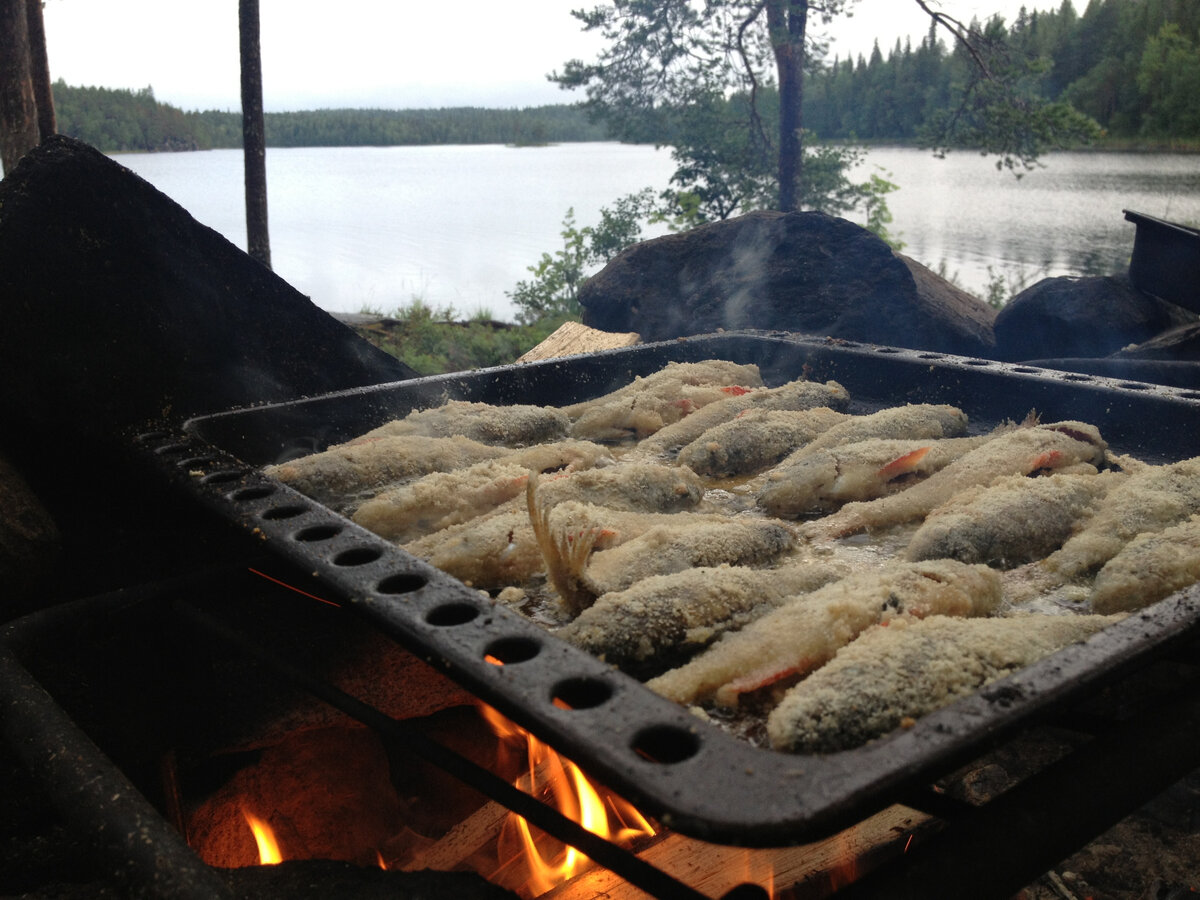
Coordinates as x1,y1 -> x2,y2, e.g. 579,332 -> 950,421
134,331 -> 1200,845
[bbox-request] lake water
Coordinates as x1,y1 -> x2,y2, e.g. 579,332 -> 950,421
112,143 -> 1200,321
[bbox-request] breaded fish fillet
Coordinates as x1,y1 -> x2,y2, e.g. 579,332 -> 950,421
767,613 -> 1121,753
757,436 -> 991,517
403,508 -> 543,590
582,518 -> 797,598
408,502 -> 731,593
645,559 -> 1002,707
570,383 -> 756,442
904,471 -> 1120,568
783,403 -> 970,457
537,462 -> 705,513
375,461 -> 703,553
1044,456 -> 1200,579
558,360 -> 763,420
805,422 -> 1107,540
637,379 -> 851,455
266,437 -> 610,509
558,559 -> 851,671
353,460 -> 533,542
351,400 -> 569,446
1091,514 -> 1200,613
675,407 -> 851,477
265,435 -> 512,507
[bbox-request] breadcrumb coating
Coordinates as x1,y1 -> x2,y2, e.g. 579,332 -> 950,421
405,488 -> 710,591
537,462 -> 706,513
785,403 -> 969,456
645,559 -> 1001,707
265,435 -> 511,507
905,471 -> 1120,568
1091,514 -> 1200,613
1044,455 -> 1200,579
352,400 -> 569,446
758,435 -> 990,517
265,438 -> 609,510
806,422 -> 1107,540
570,383 -> 757,442
676,407 -> 851,477
583,518 -> 796,597
767,613 -> 1121,753
353,460 -> 533,542
559,360 -> 763,420
639,379 -> 851,455
558,559 -> 851,671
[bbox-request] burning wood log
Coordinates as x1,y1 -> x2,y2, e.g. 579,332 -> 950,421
403,799 -> 515,874
542,803 -> 935,899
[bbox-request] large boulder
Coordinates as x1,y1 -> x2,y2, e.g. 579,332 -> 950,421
1112,321 -> 1200,362
0,135 -> 417,436
579,210 -> 997,356
992,274 -> 1195,362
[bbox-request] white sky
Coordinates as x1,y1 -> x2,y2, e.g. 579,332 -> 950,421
43,0 -> 1042,113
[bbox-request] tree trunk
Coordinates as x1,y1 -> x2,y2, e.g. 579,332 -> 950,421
239,0 -> 271,268
0,0 -> 39,177
25,0 -> 54,140
767,0 -> 808,212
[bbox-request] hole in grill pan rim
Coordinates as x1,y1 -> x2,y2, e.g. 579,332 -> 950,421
259,502 -> 311,521
230,484 -> 276,503
200,468 -> 249,485
153,331 -> 1200,844
178,455 -> 221,469
551,675 -> 615,710
483,635 -> 542,665
293,523 -> 344,542
332,545 -> 386,568
425,601 -> 480,626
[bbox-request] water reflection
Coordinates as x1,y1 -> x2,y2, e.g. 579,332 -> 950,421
862,148 -> 1200,302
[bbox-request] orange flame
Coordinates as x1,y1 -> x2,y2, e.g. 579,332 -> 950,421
826,828 -> 859,892
243,809 -> 282,865
479,703 -> 656,896
736,850 -> 776,898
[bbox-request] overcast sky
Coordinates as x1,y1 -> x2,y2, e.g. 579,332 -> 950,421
43,0 -> 1042,113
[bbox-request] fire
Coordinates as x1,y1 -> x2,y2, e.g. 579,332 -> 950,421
736,851 -> 776,898
242,809 -> 282,865
479,703 -> 657,896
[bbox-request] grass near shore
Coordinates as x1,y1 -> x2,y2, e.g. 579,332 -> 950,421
353,300 -> 566,375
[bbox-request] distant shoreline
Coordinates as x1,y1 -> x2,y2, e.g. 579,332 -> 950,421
107,138 -> 1200,156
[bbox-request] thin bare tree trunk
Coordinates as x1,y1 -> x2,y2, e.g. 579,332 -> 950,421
767,0 -> 808,212
0,0 -> 39,176
239,0 -> 271,268
25,0 -> 55,140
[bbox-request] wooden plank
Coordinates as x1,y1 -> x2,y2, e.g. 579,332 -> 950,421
516,322 -> 640,363
402,798 -> 511,873
402,757 -> 560,873
543,804 -> 937,900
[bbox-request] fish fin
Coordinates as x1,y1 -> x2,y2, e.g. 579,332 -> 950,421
1028,449 -> 1064,472
716,661 -> 810,707
527,472 -> 599,616
877,446 -> 932,481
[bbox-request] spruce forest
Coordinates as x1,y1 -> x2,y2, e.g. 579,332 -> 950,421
804,0 -> 1200,144
52,0 -> 1200,154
